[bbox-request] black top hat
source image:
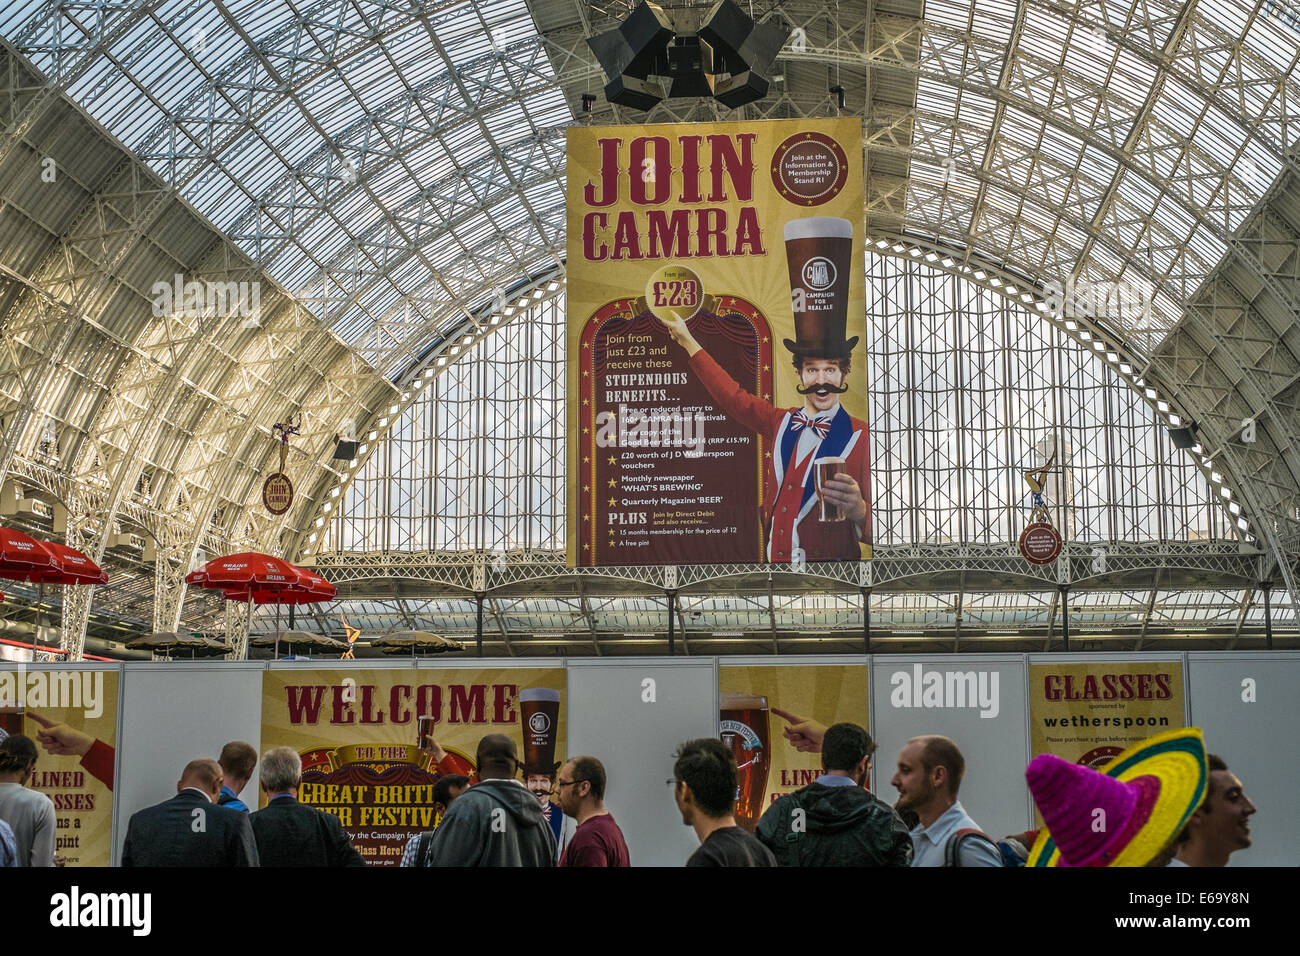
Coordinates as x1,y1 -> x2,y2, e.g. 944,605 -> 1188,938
783,306 -> 857,361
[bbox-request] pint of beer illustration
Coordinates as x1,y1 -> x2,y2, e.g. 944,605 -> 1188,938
520,688 -> 561,772
814,456 -> 848,521
719,693 -> 770,831
785,217 -> 853,332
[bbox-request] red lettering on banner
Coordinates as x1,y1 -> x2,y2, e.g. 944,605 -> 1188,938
583,138 -> 623,206
630,136 -> 671,204
286,685 -> 325,724
1041,672 -> 1176,702
493,684 -> 518,723
706,133 -> 755,201
578,133 -> 765,261
679,134 -> 703,203
416,685 -> 441,723
331,685 -> 356,724
448,685 -> 487,723
648,209 -> 691,257
390,685 -> 412,724
360,685 -> 383,724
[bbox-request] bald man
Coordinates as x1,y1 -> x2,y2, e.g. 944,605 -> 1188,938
121,758 -> 259,866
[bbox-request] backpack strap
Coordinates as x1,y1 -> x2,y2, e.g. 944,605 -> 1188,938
943,827 -> 999,867
416,830 -> 435,867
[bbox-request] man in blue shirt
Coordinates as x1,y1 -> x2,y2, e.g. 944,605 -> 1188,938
891,735 -> 1001,867
217,741 -> 258,813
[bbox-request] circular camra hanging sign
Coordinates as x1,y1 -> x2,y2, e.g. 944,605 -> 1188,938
1018,522 -> 1062,565
262,472 -> 294,516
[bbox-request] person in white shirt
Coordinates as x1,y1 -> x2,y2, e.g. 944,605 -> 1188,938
891,735 -> 1001,867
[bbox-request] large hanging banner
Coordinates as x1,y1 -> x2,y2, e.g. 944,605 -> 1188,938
261,668 -> 566,865
1029,661 -> 1185,820
718,664 -> 869,832
0,668 -> 119,866
567,118 -> 869,567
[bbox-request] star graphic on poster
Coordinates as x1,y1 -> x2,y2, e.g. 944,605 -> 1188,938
763,364 -> 770,371
608,497 -> 616,507
762,336 -> 769,343
583,543 -> 589,550
582,369 -> 588,377
583,513 -> 589,521
765,451 -> 772,459
583,456 -> 590,464
607,455 -> 616,465
607,477 -> 617,487
583,485 -> 590,492
582,427 -> 589,434
763,394 -> 771,401
582,398 -> 589,405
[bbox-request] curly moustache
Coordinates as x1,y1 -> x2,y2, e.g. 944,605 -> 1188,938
795,381 -> 850,396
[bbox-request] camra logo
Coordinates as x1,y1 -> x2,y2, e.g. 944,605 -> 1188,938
803,257 -> 836,290
49,887 -> 151,936
528,712 -> 551,734
889,665 -> 1000,719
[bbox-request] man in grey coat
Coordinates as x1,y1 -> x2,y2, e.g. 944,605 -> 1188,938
426,734 -> 556,867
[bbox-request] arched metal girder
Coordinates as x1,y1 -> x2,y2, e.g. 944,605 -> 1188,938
3,0 -> 1300,652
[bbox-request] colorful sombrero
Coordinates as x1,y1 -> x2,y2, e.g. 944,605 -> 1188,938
1026,727 -> 1207,867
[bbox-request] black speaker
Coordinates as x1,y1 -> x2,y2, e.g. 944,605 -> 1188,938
1168,427 -> 1197,449
589,0 -> 673,110
333,439 -> 359,461
700,2 -> 786,71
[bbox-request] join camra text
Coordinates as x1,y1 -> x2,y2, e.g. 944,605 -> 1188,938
580,134 -> 765,261
285,682 -> 521,725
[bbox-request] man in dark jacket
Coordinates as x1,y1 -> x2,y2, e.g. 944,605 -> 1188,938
756,723 -> 912,867
250,746 -> 364,866
426,734 -> 556,866
121,759 -> 259,866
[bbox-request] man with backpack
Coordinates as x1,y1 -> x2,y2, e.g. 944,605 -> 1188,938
891,735 -> 1002,866
756,723 -> 912,866
400,773 -> 471,866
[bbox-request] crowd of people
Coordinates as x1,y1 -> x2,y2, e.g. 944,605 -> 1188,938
0,723 -> 1256,867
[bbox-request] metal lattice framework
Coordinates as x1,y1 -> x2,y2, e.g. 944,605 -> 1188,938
0,0 -> 1296,656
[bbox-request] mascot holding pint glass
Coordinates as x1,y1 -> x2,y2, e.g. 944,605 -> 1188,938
662,216 -> 869,563
520,688 -> 567,859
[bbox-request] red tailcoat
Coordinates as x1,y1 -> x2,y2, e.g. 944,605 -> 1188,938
690,351 -> 871,563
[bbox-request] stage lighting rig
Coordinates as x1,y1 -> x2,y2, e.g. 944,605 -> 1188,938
587,0 -> 789,111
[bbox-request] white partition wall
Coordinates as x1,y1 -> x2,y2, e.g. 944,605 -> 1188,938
114,661 -> 265,865
4,651 -> 1293,866
1187,652 -> 1300,867
565,658 -> 717,867
870,655 -> 1032,841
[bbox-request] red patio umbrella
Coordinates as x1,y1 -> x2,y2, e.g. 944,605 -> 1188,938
39,542 -> 109,585
0,527 -> 59,582
0,530 -> 108,657
186,553 -> 334,659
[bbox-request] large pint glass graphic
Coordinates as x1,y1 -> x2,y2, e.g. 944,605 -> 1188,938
785,217 -> 853,338
520,688 -> 560,772
719,693 -> 769,831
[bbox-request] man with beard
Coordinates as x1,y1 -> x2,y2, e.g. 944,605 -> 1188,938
661,307 -> 870,564
1171,754 -> 1257,866
756,723 -> 911,866
891,735 -> 1001,867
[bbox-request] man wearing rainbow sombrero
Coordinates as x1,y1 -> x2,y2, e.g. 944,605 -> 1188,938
1024,727 -> 1209,867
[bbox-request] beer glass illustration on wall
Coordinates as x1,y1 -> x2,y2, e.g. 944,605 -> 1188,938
785,216 -> 853,332
814,456 -> 848,521
520,688 -> 561,772
719,693 -> 770,831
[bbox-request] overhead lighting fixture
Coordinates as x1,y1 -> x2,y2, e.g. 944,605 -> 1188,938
587,0 -> 789,111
